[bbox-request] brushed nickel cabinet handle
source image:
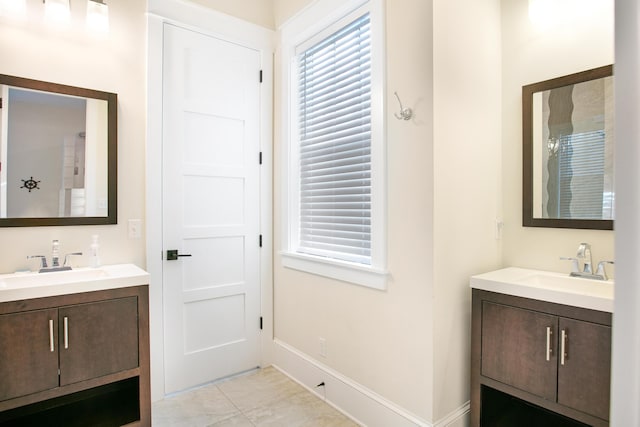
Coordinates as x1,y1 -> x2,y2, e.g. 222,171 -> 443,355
546,326 -> 553,361
63,316 -> 69,349
49,319 -> 54,352
561,329 -> 567,366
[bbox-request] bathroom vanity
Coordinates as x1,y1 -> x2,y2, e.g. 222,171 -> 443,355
470,268 -> 613,427
0,264 -> 150,427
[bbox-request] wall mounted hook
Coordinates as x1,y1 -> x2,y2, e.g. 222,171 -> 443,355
393,91 -> 413,121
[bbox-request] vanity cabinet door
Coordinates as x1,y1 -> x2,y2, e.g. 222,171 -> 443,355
0,309 -> 59,401
481,302 -> 558,401
557,318 -> 611,420
59,297 -> 139,386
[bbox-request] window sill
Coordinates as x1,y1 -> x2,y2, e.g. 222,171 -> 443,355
280,251 -> 388,290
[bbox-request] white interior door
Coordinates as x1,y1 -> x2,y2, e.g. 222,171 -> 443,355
162,23 -> 262,394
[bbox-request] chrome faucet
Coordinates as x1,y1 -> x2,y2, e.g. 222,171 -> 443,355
576,243 -> 593,274
560,242 -> 614,280
28,241 -> 82,273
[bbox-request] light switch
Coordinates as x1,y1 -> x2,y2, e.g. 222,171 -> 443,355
128,219 -> 142,239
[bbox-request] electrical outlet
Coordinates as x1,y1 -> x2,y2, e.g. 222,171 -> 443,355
319,337 -> 326,358
128,219 -> 142,239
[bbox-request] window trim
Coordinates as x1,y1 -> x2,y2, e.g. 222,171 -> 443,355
279,0 -> 387,290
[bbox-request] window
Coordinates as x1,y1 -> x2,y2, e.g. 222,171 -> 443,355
298,13 -> 372,264
281,0 -> 386,289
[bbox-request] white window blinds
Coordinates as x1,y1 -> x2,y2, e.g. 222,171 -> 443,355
558,130 -> 613,219
296,12 -> 372,265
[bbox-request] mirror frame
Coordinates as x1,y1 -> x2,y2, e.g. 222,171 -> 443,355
0,74 -> 117,227
522,65 -> 613,230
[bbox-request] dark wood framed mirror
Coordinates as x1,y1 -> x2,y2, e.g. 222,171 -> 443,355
0,74 -> 117,227
523,65 -> 613,230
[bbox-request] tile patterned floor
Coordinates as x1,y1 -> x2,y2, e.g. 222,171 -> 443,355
152,367 -> 360,426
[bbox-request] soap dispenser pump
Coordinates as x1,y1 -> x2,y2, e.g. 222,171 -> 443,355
89,235 -> 101,268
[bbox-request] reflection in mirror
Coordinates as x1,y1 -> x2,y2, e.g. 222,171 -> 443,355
523,65 -> 613,230
0,75 -> 116,227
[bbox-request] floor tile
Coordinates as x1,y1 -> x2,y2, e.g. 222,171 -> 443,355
207,413 -> 255,426
153,384 -> 240,427
244,389 -> 359,427
152,367 -> 359,427
217,367 -> 306,413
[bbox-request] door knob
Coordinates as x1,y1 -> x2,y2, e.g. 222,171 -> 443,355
166,250 -> 192,260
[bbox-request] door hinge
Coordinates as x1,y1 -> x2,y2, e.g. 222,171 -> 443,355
259,151 -> 263,165
259,234 -> 263,247
0,98 -> 3,108
260,316 -> 263,330
259,69 -> 263,83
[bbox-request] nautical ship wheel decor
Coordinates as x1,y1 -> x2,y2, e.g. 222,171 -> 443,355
20,176 -> 41,192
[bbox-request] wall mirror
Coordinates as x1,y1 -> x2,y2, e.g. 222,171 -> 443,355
0,74 -> 117,227
523,65 -> 613,230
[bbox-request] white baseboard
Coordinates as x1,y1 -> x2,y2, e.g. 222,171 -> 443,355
272,339 -> 470,427
434,402 -> 470,427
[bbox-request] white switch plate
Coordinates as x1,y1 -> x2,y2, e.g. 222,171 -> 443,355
319,337 -> 326,358
128,219 -> 142,239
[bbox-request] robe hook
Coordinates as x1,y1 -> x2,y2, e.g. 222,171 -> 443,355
393,91 -> 413,121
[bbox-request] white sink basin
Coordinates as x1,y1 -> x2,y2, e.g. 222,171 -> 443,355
0,264 -> 149,303
0,268 -> 108,288
470,267 -> 613,312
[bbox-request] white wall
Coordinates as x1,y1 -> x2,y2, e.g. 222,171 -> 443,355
273,0 -> 313,28
501,0 -> 615,274
273,0 -> 436,421
0,0 -> 147,272
432,0 -> 502,420
184,0 -> 275,29
272,0 -> 502,424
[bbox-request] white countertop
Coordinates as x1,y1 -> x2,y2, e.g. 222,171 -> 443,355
0,264 -> 149,303
470,267 -> 614,313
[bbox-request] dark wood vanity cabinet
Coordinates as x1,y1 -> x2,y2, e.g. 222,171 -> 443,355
471,289 -> 611,427
0,286 -> 150,426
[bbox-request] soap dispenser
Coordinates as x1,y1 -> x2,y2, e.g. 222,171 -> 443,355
89,235 -> 101,268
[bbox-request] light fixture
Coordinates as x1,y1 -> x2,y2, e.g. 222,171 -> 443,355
0,0 -> 27,20
86,0 -> 109,33
44,0 -> 71,24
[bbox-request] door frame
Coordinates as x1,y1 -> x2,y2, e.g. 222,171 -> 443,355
146,0 -> 275,402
